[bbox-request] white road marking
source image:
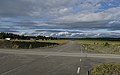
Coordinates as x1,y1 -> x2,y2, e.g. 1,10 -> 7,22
77,67 -> 81,74
0,50 -> 120,59
80,59 -> 82,62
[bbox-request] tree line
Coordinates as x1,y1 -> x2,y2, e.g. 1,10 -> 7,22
0,32 -> 58,40
59,38 -> 120,41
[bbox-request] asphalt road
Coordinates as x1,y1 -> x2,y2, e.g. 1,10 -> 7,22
0,41 -> 120,75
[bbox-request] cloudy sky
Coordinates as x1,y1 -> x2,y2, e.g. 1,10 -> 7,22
0,0 -> 120,38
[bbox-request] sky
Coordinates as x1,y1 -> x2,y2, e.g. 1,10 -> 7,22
0,0 -> 120,38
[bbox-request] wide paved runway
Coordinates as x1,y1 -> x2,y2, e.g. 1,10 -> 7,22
0,41 -> 120,75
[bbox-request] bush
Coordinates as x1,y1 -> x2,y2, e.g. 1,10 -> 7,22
12,44 -> 19,49
104,42 -> 109,46
29,44 -> 32,49
90,64 -> 120,75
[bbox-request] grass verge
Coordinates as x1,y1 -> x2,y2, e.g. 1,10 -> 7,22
77,40 -> 120,54
90,64 -> 120,75
0,40 -> 68,49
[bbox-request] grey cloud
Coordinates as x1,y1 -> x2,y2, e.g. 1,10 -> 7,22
0,0 -> 112,18
0,28 -> 18,32
35,29 -> 84,33
14,22 -> 38,25
48,20 -> 120,31
0,0 -> 34,17
0,0 -> 76,18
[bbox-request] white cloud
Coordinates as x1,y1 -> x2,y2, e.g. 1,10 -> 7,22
58,32 -> 69,35
109,20 -> 120,24
52,7 -> 120,23
33,31 -> 120,38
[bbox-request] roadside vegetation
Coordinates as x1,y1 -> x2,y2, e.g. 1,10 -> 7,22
77,40 -> 120,54
0,32 -> 58,40
0,40 -> 68,49
0,32 -> 68,49
11,40 -> 68,45
90,64 -> 120,75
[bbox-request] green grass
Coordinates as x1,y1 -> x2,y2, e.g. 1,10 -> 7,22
77,40 -> 120,45
77,40 -> 120,54
0,39 -> 68,49
10,40 -> 68,45
90,64 -> 120,75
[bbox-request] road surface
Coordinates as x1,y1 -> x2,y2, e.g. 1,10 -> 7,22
0,41 -> 120,75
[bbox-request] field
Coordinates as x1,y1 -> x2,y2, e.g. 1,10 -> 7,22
90,64 -> 120,75
77,40 -> 120,54
0,39 -> 68,49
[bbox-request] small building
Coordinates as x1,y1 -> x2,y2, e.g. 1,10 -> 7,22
5,38 -> 11,40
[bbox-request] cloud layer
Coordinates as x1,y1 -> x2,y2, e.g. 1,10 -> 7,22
0,0 -> 120,20
0,0 -> 120,38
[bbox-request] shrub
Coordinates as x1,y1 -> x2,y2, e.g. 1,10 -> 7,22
12,44 -> 19,49
29,44 -> 32,49
104,42 -> 109,46
90,64 -> 120,75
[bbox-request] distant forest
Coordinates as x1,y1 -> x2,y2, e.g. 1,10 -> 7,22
0,32 -> 58,40
60,38 -> 120,41
0,32 -> 120,41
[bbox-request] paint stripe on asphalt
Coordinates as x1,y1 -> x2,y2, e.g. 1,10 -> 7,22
80,59 -> 82,62
77,67 -> 81,74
